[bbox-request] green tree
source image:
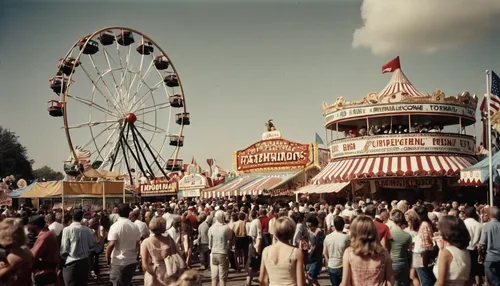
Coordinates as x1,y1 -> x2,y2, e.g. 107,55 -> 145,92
0,126 -> 34,180
33,165 -> 64,181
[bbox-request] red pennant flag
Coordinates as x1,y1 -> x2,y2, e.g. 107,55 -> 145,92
206,159 -> 214,167
382,56 -> 401,74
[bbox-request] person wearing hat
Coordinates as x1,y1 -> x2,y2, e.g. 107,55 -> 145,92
30,215 -> 59,286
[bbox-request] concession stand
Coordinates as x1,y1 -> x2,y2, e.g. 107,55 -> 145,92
297,58 -> 478,202
178,161 -> 209,198
203,122 -> 326,199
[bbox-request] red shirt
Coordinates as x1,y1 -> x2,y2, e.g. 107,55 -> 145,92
259,216 -> 270,233
187,215 -> 198,229
373,220 -> 392,248
31,229 -> 59,277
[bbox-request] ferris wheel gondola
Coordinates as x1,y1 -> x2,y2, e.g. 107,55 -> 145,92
47,27 -> 189,185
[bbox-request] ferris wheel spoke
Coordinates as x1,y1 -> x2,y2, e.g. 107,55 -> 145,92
78,123 -> 118,157
88,55 -> 122,108
79,63 -> 122,113
102,48 -> 122,96
134,120 -> 168,134
66,94 -> 119,117
89,124 -> 120,161
65,119 -> 119,130
130,60 -> 154,104
128,79 -> 163,112
133,102 -> 170,116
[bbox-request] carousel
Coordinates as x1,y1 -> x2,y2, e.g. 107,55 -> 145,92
203,121 -> 329,200
297,57 -> 479,202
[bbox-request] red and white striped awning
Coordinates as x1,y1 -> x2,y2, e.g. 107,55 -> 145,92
379,69 -> 427,97
203,176 -> 255,198
238,174 -> 292,196
296,182 -> 350,194
312,155 -> 475,184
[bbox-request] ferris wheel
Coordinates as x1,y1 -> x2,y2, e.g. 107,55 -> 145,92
47,27 -> 189,185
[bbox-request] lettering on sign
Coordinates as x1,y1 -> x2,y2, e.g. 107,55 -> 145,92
329,134 -> 475,159
262,130 -> 282,140
140,182 -> 176,194
325,103 -> 476,123
236,139 -> 312,172
373,178 -> 438,189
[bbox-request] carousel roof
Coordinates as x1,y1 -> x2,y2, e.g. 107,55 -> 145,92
379,69 -> 427,97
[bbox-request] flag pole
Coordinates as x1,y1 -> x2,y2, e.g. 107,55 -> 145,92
486,70 -> 494,206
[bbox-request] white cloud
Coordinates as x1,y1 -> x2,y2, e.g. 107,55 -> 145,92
352,0 -> 500,56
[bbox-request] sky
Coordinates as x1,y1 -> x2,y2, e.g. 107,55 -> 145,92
1,0 -> 500,174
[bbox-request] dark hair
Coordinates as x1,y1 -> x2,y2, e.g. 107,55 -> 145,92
238,212 -> 246,221
73,210 -> 84,222
364,205 -> 377,218
464,206 -> 478,220
414,205 -> 431,226
333,216 -> 345,231
118,204 -> 131,218
46,213 -> 56,223
290,212 -> 300,224
306,215 -> 319,228
438,215 -> 470,249
29,215 -> 46,228
390,209 -> 406,225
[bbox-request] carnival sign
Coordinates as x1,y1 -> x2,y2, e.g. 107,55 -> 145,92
325,103 -> 476,125
139,182 -> 177,195
329,133 -> 475,159
235,139 -> 313,173
178,174 -> 207,190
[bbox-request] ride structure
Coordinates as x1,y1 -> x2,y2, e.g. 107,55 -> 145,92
298,58 -> 479,201
47,27 -> 189,191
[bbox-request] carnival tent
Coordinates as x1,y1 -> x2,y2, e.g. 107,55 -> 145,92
8,182 -> 36,198
19,181 -> 125,198
460,152 -> 500,186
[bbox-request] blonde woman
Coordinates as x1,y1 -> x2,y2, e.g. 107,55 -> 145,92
141,217 -> 183,286
0,218 -> 33,285
259,216 -> 306,286
340,215 -> 394,286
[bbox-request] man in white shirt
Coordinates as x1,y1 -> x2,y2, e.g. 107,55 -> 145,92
130,210 -> 149,240
464,206 -> 484,285
323,216 -> 350,286
325,206 -> 335,234
46,213 -> 63,237
106,204 -> 141,286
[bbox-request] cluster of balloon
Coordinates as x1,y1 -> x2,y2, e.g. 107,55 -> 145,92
0,175 -> 15,194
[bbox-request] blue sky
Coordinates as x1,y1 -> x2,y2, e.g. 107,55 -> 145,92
1,0 -> 499,173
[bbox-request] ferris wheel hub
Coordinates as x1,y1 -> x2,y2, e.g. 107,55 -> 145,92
125,113 -> 137,124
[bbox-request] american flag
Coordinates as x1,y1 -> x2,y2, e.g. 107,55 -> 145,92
480,71 -> 500,116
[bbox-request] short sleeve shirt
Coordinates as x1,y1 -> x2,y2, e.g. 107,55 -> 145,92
108,217 -> 141,266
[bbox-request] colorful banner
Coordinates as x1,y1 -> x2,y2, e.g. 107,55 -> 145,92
329,133 -> 475,159
325,103 -> 475,125
139,182 -> 177,195
235,139 -> 312,173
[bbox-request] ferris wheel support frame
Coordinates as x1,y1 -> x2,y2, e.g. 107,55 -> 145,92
58,26 -> 188,178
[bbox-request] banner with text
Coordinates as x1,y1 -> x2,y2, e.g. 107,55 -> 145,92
235,139 -> 312,173
329,133 -> 475,159
325,103 -> 476,124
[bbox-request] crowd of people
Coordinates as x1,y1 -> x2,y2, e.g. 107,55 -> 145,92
345,122 -> 444,138
0,198 -> 498,286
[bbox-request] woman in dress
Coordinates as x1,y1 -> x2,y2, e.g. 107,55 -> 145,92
259,216 -> 305,286
340,215 -> 394,286
433,216 -> 471,286
141,216 -> 183,286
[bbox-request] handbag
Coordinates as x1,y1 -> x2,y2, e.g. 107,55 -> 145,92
164,253 -> 186,277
